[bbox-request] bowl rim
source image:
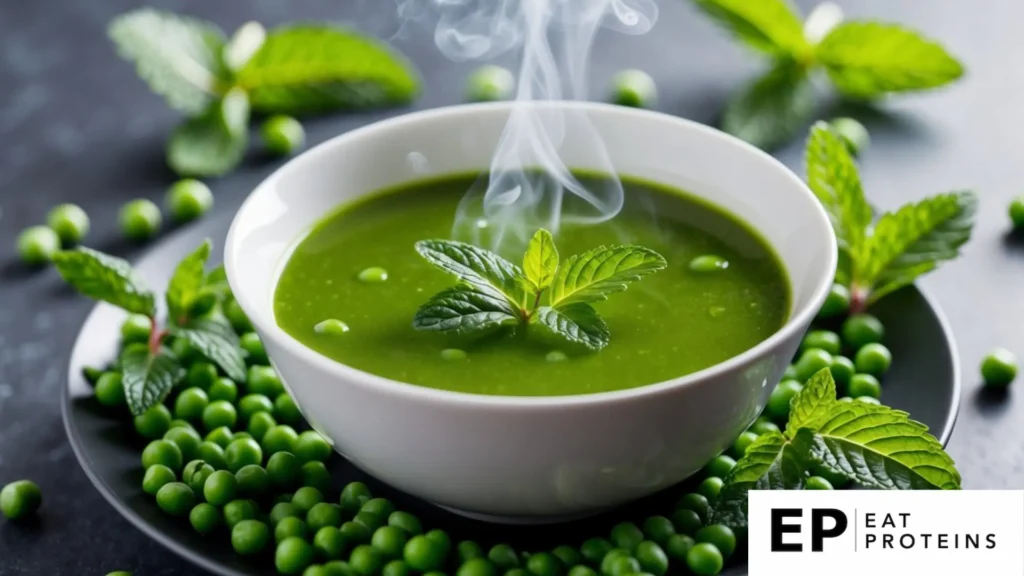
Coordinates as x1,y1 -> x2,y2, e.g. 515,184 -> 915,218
225,101 -> 839,409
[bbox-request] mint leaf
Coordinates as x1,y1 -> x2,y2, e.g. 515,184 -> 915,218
171,318 -> 246,382
108,8 -> 227,115
805,122 -> 872,258
532,304 -> 610,351
166,92 -> 249,177
549,246 -> 666,307
523,229 -> 559,292
236,26 -> 420,115
166,240 -> 212,323
816,22 -> 964,99
121,345 -> 184,415
413,285 -> 520,335
722,61 -> 816,151
222,21 -> 266,74
857,191 -> 977,304
712,429 -> 814,530
205,264 -> 227,287
785,368 -> 837,437
692,0 -> 809,57
807,401 -> 961,490
53,247 -> 156,317
415,240 -> 525,309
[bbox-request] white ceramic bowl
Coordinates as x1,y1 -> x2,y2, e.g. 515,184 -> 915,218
225,102 -> 837,520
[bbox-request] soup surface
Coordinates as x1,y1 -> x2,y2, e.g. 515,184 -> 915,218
274,173 -> 790,396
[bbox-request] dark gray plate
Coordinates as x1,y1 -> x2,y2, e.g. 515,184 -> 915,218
62,211 -> 960,576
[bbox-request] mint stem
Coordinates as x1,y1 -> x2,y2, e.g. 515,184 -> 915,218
148,320 -> 167,356
850,284 -> 869,315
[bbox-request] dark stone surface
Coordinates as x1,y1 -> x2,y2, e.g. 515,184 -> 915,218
0,0 -> 1021,574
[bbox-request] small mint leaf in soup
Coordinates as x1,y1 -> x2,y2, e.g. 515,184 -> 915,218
523,229 -> 559,292
413,286 -> 519,336
549,245 -> 666,307
531,304 -> 610,352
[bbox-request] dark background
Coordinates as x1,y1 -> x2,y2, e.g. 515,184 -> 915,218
1,0 -> 1022,573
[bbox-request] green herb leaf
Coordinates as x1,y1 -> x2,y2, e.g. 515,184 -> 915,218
858,191 -> 977,304
785,368 -> 837,437
222,21 -> 266,74
53,247 -> 156,317
807,401 -> 961,490
691,0 -> 809,57
108,8 -> 227,115
413,285 -> 520,335
166,240 -> 212,323
712,428 -> 814,530
531,303 -> 610,351
722,61 -> 816,151
805,122 -> 872,258
205,264 -> 227,287
415,240 -> 525,309
816,21 -> 964,99
121,345 -> 184,415
549,246 -> 666,307
523,229 -> 559,292
236,26 -> 420,115
166,91 -> 249,177
170,318 -> 246,382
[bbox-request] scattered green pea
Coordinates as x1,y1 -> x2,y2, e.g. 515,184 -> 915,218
142,439 -> 183,471
239,393 -> 274,421
295,430 -> 332,463
300,461 -> 332,493
342,521 -> 372,546
188,462 -> 215,494
309,502 -> 344,532
695,524 -> 735,559
249,411 -> 277,441
854,343 -> 892,376
357,267 -> 389,284
526,551 -> 562,576
294,486 -> 326,514
224,498 -> 259,528
351,544 -> 385,576
730,431 -> 758,459
274,393 -> 303,425
198,441 -> 228,469
119,198 -> 162,241
315,526 -> 347,560
610,69 -> 657,108
981,347 -> 1018,387
95,372 -> 125,407
156,482 -> 195,516
208,378 -> 238,403
0,480 -> 42,520
702,455 -> 735,479
545,351 -> 567,362
225,438 -> 263,473
466,65 -> 515,102
249,365 -> 284,397
120,314 -> 152,345
315,319 -> 350,335
801,330 -> 841,355
794,348 -> 832,382
610,522 -> 644,552
384,559 -> 411,576
685,543 -> 723,576
635,541 -> 668,576
362,498 -> 395,518
782,364 -> 798,380
354,511 -> 385,532
404,534 -> 446,572
642,516 -> 675,546
236,464 -> 270,497
134,404 -> 172,440
278,536 -> 316,575
225,298 -> 254,333
829,355 -> 855,387
190,502 -> 221,535
17,226 -> 60,265
174,387 -> 209,422
388,511 -> 422,536
277,516 -> 309,543
748,416 -> 779,436
697,477 -> 723,501
676,493 -> 710,523
142,464 -> 176,496
489,543 -> 520,569
599,549 -> 630,575
805,476 -> 834,490
264,425 -> 301,455
324,561 -> 355,576
239,331 -> 269,364
374,526 -> 410,559
664,534 -> 694,563
767,379 -> 803,421
165,179 -> 213,223
187,361 -> 218,389
271,501 -> 300,525
604,555 -> 639,576
205,426 -> 234,448
687,255 -> 728,273
842,313 -> 885,349
262,115 -> 306,156
46,203 -> 90,245
830,117 -> 870,156
458,557 -> 496,576
441,348 -> 467,361
568,566 -> 596,576
552,544 -> 581,568
818,283 -> 851,318
1010,195 -> 1024,229
848,373 -> 881,399
163,426 -> 202,461
340,481 -> 373,515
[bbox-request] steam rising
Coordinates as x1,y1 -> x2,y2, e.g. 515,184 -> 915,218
397,0 -> 659,254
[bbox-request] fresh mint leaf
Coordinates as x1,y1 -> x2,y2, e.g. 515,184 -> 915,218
785,368 -> 837,437
222,21 -> 266,74
167,92 -> 249,177
53,247 -> 156,317
692,0 -> 810,58
166,240 -> 212,323
415,240 -> 525,309
170,318 -> 246,382
816,22 -> 964,99
531,304 -> 610,352
722,61 -> 816,151
805,122 -> 872,258
236,26 -> 420,115
205,264 -> 227,287
549,245 -> 666,307
807,401 -> 961,490
121,345 -> 184,415
413,285 -> 520,335
858,191 -> 977,304
712,429 -> 814,530
108,8 -> 227,115
523,229 -> 559,292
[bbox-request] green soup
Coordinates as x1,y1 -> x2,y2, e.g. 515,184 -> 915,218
274,173 -> 790,396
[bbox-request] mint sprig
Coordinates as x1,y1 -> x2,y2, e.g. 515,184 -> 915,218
804,122 -> 977,311
414,230 -> 666,352
53,247 -> 156,317
694,0 -> 964,150
712,368 -> 960,530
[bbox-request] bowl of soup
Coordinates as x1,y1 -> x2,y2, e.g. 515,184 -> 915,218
224,101 -> 836,519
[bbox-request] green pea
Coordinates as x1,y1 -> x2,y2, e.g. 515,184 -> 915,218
609,69 -> 657,108
982,347 -> 1018,387
134,404 -> 172,440
507,569 -> 531,576
46,203 -> 90,245
190,502 -> 221,535
1010,195 -> 1024,229
842,313 -> 885,349
248,365 -> 284,397
301,461 -> 333,493
748,416 -> 779,436
404,534 -> 446,572
248,411 -> 277,441
351,544 -> 385,576
545,350 -> 567,362
387,511 -> 422,536
268,451 -> 302,489
358,267 -> 389,284
695,524 -> 735,558
342,521 -> 373,545
120,314 -> 152,345
165,179 -> 214,223
142,439 -> 182,471
306,565 -> 330,576
465,65 -> 515,102
676,493 -> 710,523
169,419 -> 193,430
173,387 -> 209,422
315,319 -> 350,335
355,511 -> 385,532
274,393 -> 303,425
848,374 -> 881,399
458,558 -> 497,576
119,198 -> 162,241
800,330 -> 841,355
488,543 -> 520,569
309,502 -> 344,532
315,526 -> 348,560
730,431 -> 758,459
104,572 -> 132,576
235,464 -> 270,497
383,559 -> 410,576
164,426 -> 202,461
767,380 -> 803,421
237,331 -> 266,363
599,549 -> 629,575
182,459 -> 206,484
567,566 -> 596,576
663,534 -> 694,563
702,455 -> 735,479
188,462 -> 215,494
552,545 -> 582,568
670,508 -> 702,536
171,338 -> 198,366
156,482 -> 195,516
688,254 -> 727,273
362,498 -> 395,518
294,486 -> 326,514
264,425 -> 301,455
639,517 -> 675,547
197,441 -> 228,469
142,464 -> 176,496
341,481 -> 373,514
277,516 -> 310,542
604,555 -> 639,576
0,480 -> 42,520
325,561 -> 356,576
610,522 -> 644,551
295,430 -> 333,463
95,372 -> 125,407
224,498 -> 259,528
17,226 -> 60,265
208,378 -> 238,403
697,477 -> 723,501
527,551 -> 562,576
205,426 -> 234,448
441,348 -> 467,361
855,343 -> 892,376
278,536 -> 316,575
187,362 -> 218,389
818,284 -> 851,318
830,117 -> 870,156
225,298 -> 254,333
828,355 -> 855,387
579,538 -> 612,565
781,364 -> 798,380
240,393 -> 275,422
373,525 -> 409,559
805,476 -> 834,490
794,348 -> 832,382
684,543 -> 722,576
272,501 -> 300,525
82,365 -> 104,384
201,469 -> 235,505
634,541 -> 668,576
262,115 -> 306,156
225,438 -> 263,472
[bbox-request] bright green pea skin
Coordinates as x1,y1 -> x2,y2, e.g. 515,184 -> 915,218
206,426 -> 235,448
697,477 -> 723,501
350,544 -> 385,576
248,365 -> 284,397
687,254 -> 727,273
262,115 -> 306,156
342,521 -> 373,546
277,516 -> 310,543
604,555 -> 639,576
805,476 -> 834,490
187,362 -> 218,390
169,419 -> 193,430
309,502 -> 344,532
142,464 -> 176,496
458,557 -> 497,576
236,464 -> 271,497
767,380 -> 803,421
358,267 -> 389,284
848,373 -> 881,399
315,319 -> 350,336
441,348 -> 467,361
120,314 -> 152,345
567,566 -> 596,576
829,355 -> 855,388
702,455 -> 735,479
174,387 -> 209,422
599,550 -> 629,576
373,526 -> 409,559
610,69 -> 657,108
165,179 -> 214,223
818,283 -> 851,319
404,534 -> 446,572
670,508 -> 702,537
488,543 -> 520,569
142,439 -> 183,471
634,541 -> 668,576
188,463 -> 215,494
695,524 -> 735,558
324,562 -> 356,576
354,511 -> 385,532
278,536 -> 316,575
315,526 -> 348,560
225,298 -> 254,333
264,425 -> 301,455
748,416 -> 779,436
105,571 -> 132,576
204,469 -> 238,506
240,393 -> 275,421
676,493 -> 710,523
17,226 -> 60,265
208,378 -> 238,403
268,451 -> 302,489
119,198 -> 162,241
685,543 -> 723,576
47,203 -> 90,245
198,441 -> 228,469
182,459 -> 205,484
190,502 -> 221,535
527,551 -> 562,576
800,330 -> 841,355
842,314 -> 885,349
610,522 -> 644,552
388,511 -> 423,536
240,331 -> 268,364
294,486 -> 326,514
641,517 -> 675,546
249,411 -> 278,441
830,117 -> 870,156
0,480 -> 42,520
271,502 -> 300,526
305,566 -> 330,576
730,431 -> 758,459
1010,195 -> 1024,228
341,481 -> 373,515
302,461 -> 333,493
224,499 -> 259,528
855,343 -> 892,376
663,534 -> 694,563
156,482 -> 195,516
225,438 -> 263,472
794,348 -> 832,382
95,372 -> 125,407
982,347 -> 1018,387
552,545 -> 581,568
164,426 -> 202,462
295,430 -> 333,463
362,498 -> 395,518
466,65 -> 515,102
134,404 -> 172,440
275,393 -> 303,425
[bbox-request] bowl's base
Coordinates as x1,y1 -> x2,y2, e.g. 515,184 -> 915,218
433,503 -> 605,525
